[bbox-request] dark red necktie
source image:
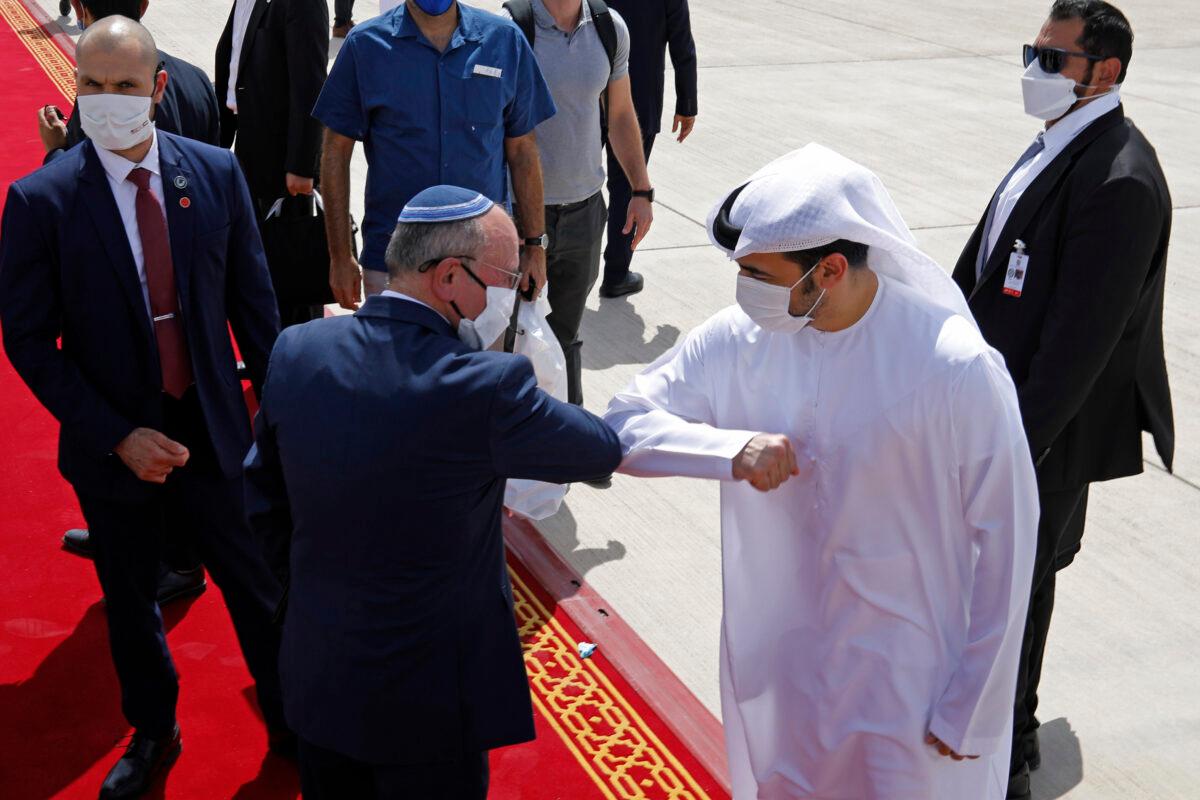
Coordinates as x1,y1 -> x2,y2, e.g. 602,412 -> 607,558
127,167 -> 193,399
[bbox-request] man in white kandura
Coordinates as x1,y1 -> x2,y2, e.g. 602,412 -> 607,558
603,144 -> 1038,799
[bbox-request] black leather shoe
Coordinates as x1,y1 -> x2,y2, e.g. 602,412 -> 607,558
99,726 -> 181,799
157,568 -> 206,607
1024,728 -> 1041,771
599,272 -> 644,299
59,0 -> 70,16
1006,761 -> 1031,800
583,474 -> 613,488
62,528 -> 95,559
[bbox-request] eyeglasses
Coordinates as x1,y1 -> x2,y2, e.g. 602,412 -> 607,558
417,255 -> 522,290
1023,44 -> 1103,75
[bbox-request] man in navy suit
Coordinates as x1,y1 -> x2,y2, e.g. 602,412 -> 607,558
244,185 -> 622,798
37,0 -> 224,609
0,18 -> 286,799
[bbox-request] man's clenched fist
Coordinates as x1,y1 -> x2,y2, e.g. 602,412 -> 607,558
113,427 -> 189,484
731,433 -> 799,492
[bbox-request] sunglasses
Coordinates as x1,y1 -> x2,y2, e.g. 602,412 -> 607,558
1023,44 -> 1103,74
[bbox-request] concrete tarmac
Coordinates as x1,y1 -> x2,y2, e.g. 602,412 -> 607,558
26,0 -> 1198,796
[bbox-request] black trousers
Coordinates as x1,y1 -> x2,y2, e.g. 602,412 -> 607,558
334,0 -> 354,26
1009,483 -> 1090,775
544,191 -> 607,406
160,519 -> 201,572
76,389 -> 285,737
298,738 -> 489,800
280,303 -> 325,329
603,131 -> 656,287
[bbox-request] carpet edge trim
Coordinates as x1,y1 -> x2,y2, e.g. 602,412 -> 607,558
504,513 -> 732,794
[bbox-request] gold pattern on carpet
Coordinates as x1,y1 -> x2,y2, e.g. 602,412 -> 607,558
511,567 -> 713,800
0,0 -> 75,101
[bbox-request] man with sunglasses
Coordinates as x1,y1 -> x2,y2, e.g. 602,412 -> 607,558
244,185 -> 621,798
951,3 -> 1174,798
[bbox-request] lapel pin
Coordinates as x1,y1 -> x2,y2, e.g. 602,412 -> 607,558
174,175 -> 188,190
179,197 -> 191,209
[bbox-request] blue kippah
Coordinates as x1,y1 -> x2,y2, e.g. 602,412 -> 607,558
398,185 -> 494,223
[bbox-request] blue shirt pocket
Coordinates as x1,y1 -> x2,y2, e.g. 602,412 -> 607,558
459,69 -> 507,128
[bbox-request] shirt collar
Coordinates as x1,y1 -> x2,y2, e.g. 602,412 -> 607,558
94,127 -> 161,185
393,3 -> 483,45
532,0 -> 590,33
380,289 -> 451,324
1040,88 -> 1122,152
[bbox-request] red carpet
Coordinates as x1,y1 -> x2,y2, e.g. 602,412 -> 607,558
0,4 -> 728,798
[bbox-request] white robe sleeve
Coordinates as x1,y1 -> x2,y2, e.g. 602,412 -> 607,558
929,352 -> 1039,757
603,323 -> 760,481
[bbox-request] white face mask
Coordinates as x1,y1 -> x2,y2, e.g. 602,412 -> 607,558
1020,61 -> 1113,121
735,261 -> 826,333
457,285 -> 518,350
77,93 -> 155,151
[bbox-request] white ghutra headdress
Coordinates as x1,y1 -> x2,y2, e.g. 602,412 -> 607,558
707,143 -> 974,325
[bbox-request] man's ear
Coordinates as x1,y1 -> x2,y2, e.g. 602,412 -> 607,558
152,68 -> 168,105
1097,56 -> 1122,89
429,257 -> 460,301
816,253 -> 850,288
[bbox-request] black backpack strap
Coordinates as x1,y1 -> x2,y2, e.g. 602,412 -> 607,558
586,0 -> 618,144
586,0 -> 617,76
502,0 -> 536,48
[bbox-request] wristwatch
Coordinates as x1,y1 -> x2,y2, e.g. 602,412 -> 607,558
522,234 -> 549,249
632,188 -> 655,203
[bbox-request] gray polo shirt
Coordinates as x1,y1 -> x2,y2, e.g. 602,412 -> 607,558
505,1 -> 630,205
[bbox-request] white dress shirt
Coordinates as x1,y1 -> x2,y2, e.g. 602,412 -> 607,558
985,90 -> 1121,262
380,289 -> 450,324
94,129 -> 166,321
226,0 -> 257,113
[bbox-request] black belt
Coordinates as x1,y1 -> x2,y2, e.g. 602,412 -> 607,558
546,192 -> 600,211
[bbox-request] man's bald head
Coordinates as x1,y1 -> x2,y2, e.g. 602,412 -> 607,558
77,15 -> 158,80
74,14 -> 166,111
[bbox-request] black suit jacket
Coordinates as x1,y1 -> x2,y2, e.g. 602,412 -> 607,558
607,0 -> 697,134
0,134 -> 280,503
215,0 -> 329,201
952,106 -> 1173,492
46,49 -> 220,165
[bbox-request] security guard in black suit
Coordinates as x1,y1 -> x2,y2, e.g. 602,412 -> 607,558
600,0 -> 697,298
950,4 -> 1173,798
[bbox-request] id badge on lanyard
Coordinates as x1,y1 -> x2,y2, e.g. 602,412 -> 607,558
1003,239 -> 1030,297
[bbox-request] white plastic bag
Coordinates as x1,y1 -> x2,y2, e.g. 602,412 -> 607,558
499,293 -> 570,520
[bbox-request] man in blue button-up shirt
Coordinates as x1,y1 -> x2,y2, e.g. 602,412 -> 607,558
315,0 -> 556,309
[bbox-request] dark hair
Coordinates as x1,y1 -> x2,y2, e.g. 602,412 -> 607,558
1049,0 -> 1133,83
784,239 -> 869,270
80,0 -> 143,21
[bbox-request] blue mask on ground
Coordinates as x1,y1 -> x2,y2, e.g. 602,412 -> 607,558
413,0 -> 453,15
